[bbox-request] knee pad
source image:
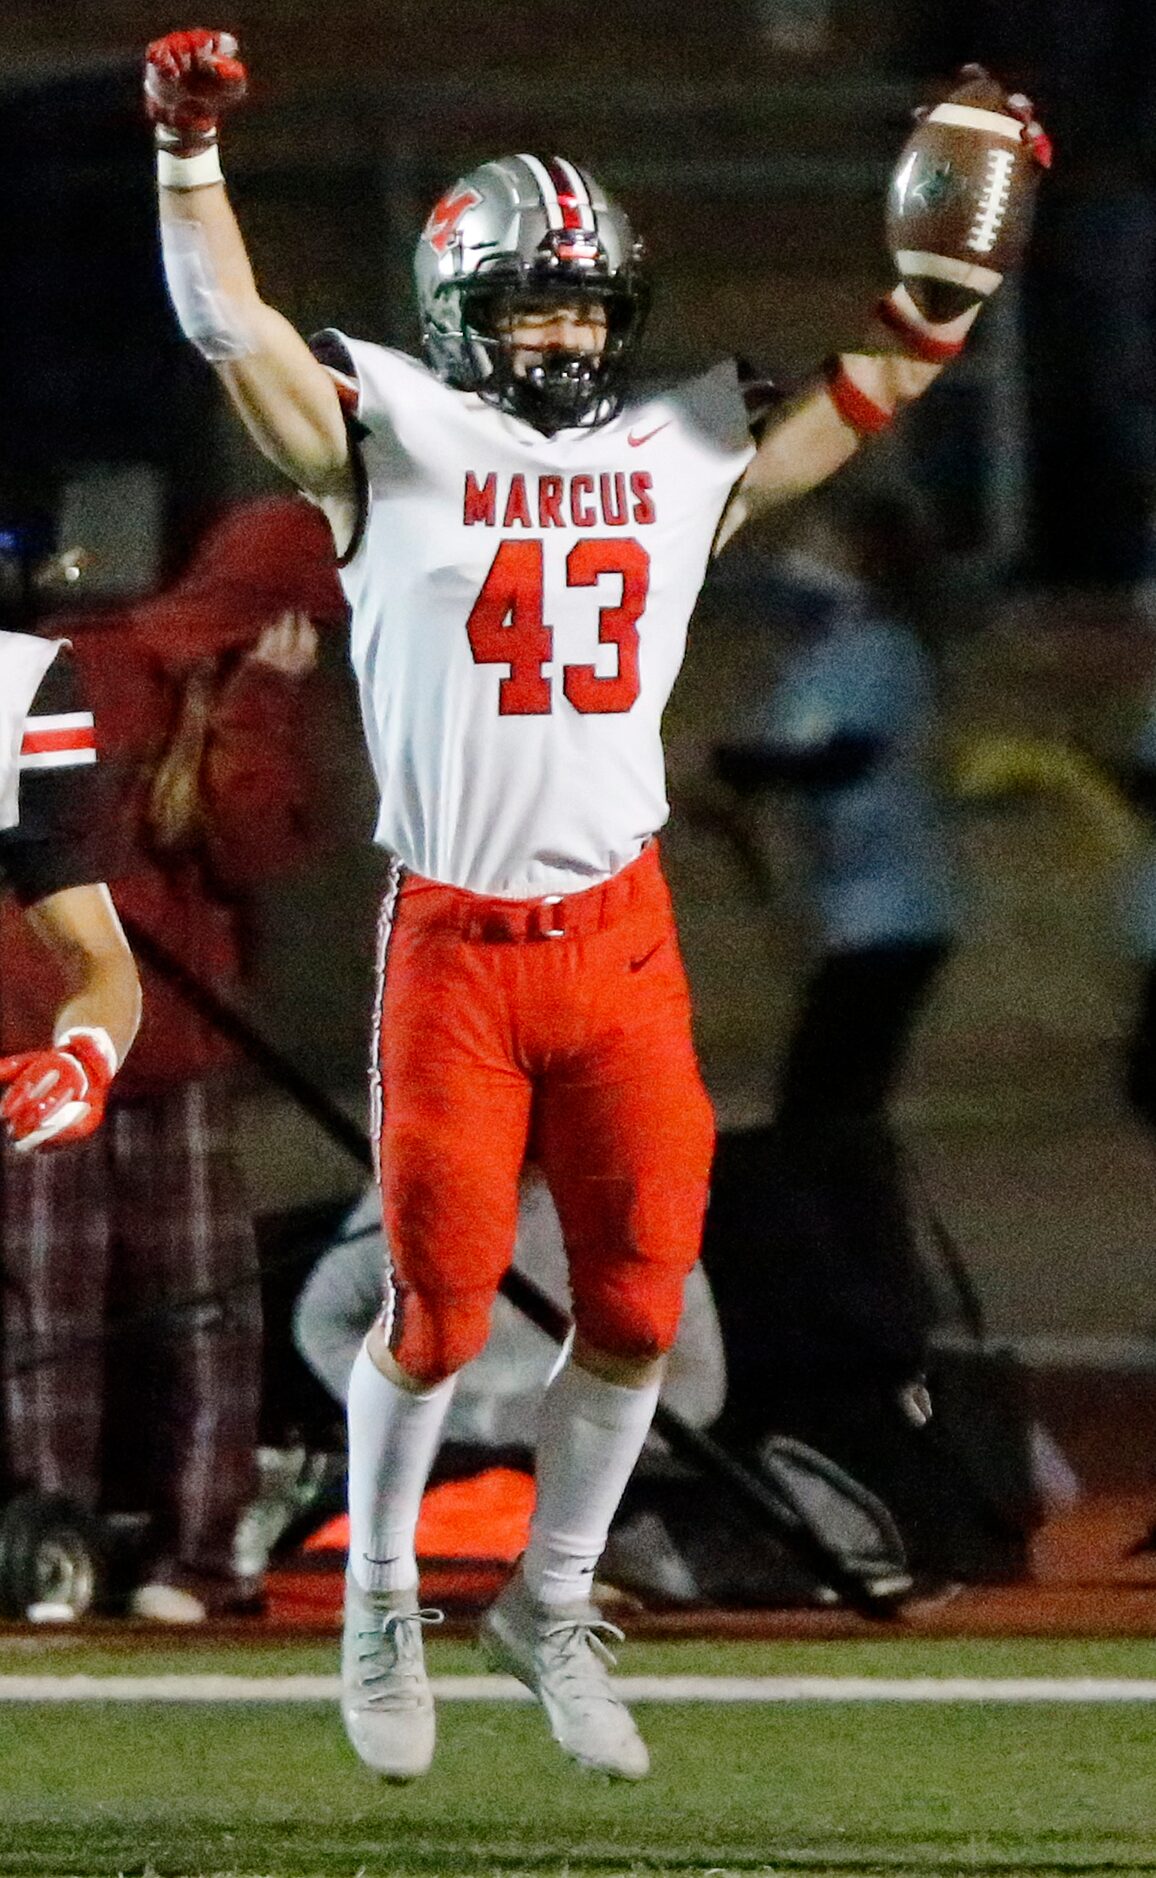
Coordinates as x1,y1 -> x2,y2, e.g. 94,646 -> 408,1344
571,1262 -> 687,1365
388,1281 -> 494,1387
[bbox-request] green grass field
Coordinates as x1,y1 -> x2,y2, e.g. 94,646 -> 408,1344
0,1636 -> 1154,1877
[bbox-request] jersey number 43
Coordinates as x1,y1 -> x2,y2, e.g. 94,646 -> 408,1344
466,538 -> 648,715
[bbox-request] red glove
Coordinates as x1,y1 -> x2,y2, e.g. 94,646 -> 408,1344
144,28 -> 247,153
0,1028 -> 117,1153
1006,90 -> 1053,171
946,63 -> 1052,168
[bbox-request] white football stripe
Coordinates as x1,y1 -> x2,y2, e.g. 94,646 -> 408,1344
517,154 -> 564,229
894,250 -> 1004,296
18,747 -> 97,770
23,712 -> 94,734
928,102 -> 1025,143
3,1674 -> 1156,1703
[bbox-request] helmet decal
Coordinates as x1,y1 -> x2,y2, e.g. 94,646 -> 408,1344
423,183 -> 484,257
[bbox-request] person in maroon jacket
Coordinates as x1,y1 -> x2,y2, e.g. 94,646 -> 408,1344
0,496 -> 346,1620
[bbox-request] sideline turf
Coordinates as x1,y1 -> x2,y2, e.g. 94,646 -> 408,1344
0,1638 -> 1153,1876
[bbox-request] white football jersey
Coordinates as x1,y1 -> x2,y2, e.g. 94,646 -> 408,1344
326,336 -> 754,897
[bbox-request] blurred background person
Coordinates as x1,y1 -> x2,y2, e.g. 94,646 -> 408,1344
294,1167 -> 726,1451
710,474 -> 957,1447
0,495 -> 346,1621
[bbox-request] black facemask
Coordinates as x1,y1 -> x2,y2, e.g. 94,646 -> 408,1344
502,349 -> 607,434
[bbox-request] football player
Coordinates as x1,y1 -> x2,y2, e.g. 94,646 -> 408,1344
0,630 -> 140,1150
142,28 -> 1043,1780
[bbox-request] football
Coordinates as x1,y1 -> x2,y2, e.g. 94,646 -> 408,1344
886,71 -> 1043,322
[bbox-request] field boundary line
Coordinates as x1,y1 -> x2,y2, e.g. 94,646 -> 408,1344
3,1674 -> 1156,1703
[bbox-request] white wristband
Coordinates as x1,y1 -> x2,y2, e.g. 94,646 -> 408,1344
157,145 -> 224,191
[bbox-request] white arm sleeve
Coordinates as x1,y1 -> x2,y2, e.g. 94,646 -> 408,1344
160,216 -> 255,362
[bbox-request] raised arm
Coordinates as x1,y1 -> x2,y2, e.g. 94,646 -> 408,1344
719,303 -> 973,546
722,71 -> 1051,546
145,31 -> 356,544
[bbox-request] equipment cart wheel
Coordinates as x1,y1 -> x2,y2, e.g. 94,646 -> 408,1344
0,1489 -> 106,1620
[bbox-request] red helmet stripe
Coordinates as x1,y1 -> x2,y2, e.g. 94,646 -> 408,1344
548,157 -> 595,233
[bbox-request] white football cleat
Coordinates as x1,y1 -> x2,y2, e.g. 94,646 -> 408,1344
481,1569 -> 650,1780
341,1575 -> 442,1780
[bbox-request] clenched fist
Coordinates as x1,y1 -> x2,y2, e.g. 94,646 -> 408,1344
144,28 -> 247,151
0,1028 -> 117,1153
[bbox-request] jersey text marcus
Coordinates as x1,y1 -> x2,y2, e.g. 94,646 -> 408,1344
463,470 -> 657,530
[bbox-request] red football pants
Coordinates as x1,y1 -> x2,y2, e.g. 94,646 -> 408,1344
373,843 -> 715,1385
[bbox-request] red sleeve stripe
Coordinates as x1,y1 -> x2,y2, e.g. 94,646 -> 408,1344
20,713 -> 97,768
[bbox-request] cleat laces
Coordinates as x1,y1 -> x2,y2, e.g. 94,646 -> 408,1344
537,1613 -> 628,1717
356,1606 -> 443,1711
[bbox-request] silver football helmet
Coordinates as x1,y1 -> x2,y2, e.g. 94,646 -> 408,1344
414,153 -> 650,433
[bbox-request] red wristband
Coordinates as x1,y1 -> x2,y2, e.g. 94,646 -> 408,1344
823,357 -> 892,436
875,295 -> 965,364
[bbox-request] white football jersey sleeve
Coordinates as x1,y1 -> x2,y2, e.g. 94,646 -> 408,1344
0,631 -> 61,830
319,334 -> 754,897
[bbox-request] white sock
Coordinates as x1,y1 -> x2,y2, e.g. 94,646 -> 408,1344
522,1359 -> 661,1607
346,1340 -> 456,1593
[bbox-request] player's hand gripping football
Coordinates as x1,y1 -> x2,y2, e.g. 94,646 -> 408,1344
910,66 -> 1052,171
0,1028 -> 117,1153
881,64 -> 1051,354
999,82 -> 1053,174
144,28 -> 247,153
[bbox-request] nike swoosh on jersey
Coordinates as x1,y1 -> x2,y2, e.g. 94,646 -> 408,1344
627,421 -> 672,447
